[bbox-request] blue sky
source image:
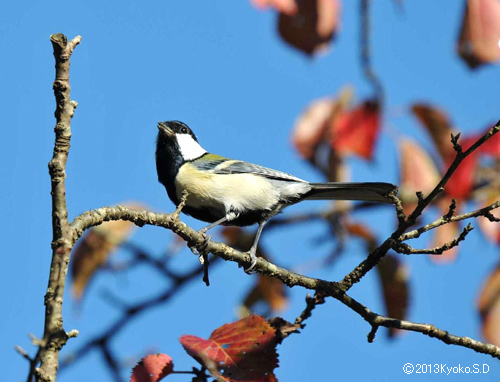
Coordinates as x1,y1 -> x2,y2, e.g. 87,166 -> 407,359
2,0 -> 500,381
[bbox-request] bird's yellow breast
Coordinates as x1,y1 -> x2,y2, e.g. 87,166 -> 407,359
175,162 -> 277,213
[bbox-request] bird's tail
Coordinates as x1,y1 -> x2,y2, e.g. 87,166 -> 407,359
303,182 -> 397,204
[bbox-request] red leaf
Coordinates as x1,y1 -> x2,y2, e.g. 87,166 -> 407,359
130,354 -> 173,382
377,253 -> 410,337
331,99 -> 380,160
180,316 -> 278,382
291,86 -> 353,161
251,0 -> 298,15
292,98 -> 336,159
477,123 -> 500,157
411,103 -> 455,160
457,0 -> 500,69
278,0 -> 341,56
444,136 -> 479,199
399,139 -> 441,214
477,262 -> 500,346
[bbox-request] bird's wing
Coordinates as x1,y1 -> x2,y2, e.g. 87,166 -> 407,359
211,159 -> 306,182
190,153 -> 229,171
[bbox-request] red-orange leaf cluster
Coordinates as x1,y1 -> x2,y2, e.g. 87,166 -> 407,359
292,89 -> 381,166
180,315 -> 279,382
292,98 -> 336,160
130,354 -> 173,382
331,99 -> 380,160
457,0 -> 500,69
278,0 -> 341,55
411,103 -> 498,201
444,136 -> 479,200
410,104 -> 500,262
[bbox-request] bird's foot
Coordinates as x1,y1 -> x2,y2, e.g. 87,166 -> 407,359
243,249 -> 258,274
190,231 -> 212,256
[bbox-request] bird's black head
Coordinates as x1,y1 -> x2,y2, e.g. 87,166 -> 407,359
156,121 -> 207,203
157,120 -> 198,142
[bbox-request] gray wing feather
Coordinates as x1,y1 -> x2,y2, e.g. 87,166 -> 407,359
213,161 -> 306,182
191,157 -> 227,171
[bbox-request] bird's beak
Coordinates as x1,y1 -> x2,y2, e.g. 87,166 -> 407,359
158,122 -> 174,137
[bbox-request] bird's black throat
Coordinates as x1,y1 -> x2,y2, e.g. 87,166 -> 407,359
155,133 -> 184,205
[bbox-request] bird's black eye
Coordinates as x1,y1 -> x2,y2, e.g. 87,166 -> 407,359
181,127 -> 188,134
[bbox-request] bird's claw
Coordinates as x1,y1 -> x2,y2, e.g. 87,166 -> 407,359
242,250 -> 258,274
190,232 -> 212,256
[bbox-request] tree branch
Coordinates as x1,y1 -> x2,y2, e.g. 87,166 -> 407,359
392,224 -> 473,255
339,120 -> 500,292
33,33 -> 81,382
400,200 -> 500,241
59,260 -> 217,374
336,293 -> 500,359
67,204 -> 500,361
360,0 -> 384,105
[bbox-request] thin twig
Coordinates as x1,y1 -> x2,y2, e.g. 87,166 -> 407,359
392,224 -> 473,255
294,292 -> 326,328
401,200 -> 500,241
16,346 -> 33,362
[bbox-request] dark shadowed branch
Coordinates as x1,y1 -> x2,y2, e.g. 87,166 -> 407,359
60,258 -> 217,375
360,0 -> 384,105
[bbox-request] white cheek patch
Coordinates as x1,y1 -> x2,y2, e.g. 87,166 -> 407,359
176,134 -> 207,161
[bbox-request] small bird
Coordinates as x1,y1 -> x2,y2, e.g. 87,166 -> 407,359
156,120 -> 397,271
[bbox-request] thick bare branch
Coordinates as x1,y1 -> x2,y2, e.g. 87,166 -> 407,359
70,206 -> 328,290
33,33 -> 81,382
